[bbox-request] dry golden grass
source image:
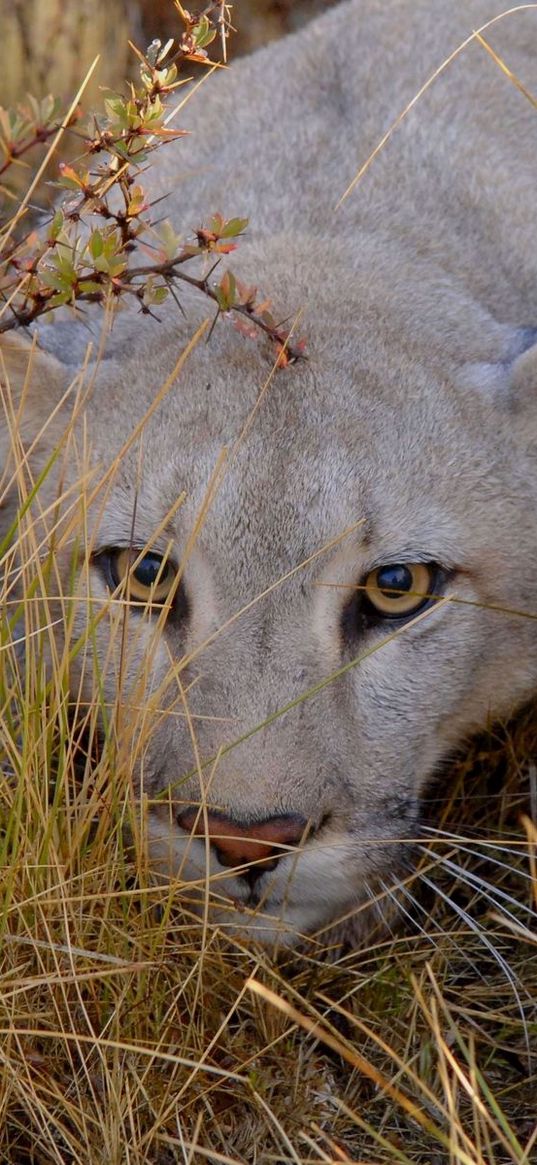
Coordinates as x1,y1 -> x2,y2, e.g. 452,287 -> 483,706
0,356 -> 536,1165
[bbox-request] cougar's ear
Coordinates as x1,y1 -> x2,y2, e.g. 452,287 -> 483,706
1,332 -> 72,533
508,331 -> 537,421
0,331 -> 73,459
456,327 -> 537,430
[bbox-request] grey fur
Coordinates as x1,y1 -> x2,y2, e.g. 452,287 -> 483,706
2,0 -> 537,946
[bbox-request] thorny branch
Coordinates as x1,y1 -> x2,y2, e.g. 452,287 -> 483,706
0,2 -> 305,367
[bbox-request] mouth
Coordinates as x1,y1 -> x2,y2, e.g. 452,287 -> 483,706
146,802 -> 418,947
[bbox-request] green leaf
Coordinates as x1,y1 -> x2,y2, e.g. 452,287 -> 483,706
142,278 -> 169,307
108,257 -> 127,277
26,94 -> 41,124
208,212 -> 225,235
104,96 -> 130,130
220,216 -> 249,239
155,220 -> 181,261
54,250 -> 76,277
215,270 -> 237,312
78,280 -> 103,294
48,290 -> 72,307
127,186 -> 147,217
40,94 -> 62,124
39,270 -> 69,291
89,231 -> 104,259
57,163 -> 83,191
92,255 -> 111,274
193,16 -> 217,50
162,63 -> 178,86
49,211 -> 64,241
152,286 -> 168,304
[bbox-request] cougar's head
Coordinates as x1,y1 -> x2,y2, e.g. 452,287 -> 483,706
3,261 -> 537,949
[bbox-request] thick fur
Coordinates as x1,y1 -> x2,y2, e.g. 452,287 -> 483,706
2,0 -> 537,946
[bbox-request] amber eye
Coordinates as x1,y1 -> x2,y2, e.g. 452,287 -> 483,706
110,548 -> 177,604
362,563 -> 436,618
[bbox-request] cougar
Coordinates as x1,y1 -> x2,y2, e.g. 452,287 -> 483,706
2,0 -> 537,947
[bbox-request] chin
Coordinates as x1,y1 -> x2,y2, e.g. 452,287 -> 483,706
145,810 -> 408,952
167,879 -> 387,954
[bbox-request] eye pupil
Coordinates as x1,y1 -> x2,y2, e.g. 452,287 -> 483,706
358,561 -> 439,622
376,564 -> 413,596
105,546 -> 177,606
133,552 -> 166,588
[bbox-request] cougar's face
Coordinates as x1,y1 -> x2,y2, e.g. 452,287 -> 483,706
57,329 -> 537,949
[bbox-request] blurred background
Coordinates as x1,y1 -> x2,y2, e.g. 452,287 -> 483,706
0,1 -> 336,110
0,1 -> 336,208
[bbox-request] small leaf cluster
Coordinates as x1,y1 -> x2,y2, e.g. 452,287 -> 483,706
0,95 -> 66,194
0,2 -> 305,366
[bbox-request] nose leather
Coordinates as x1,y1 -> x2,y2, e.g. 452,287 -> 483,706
176,808 -> 308,869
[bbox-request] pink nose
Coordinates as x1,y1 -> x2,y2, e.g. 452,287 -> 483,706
176,808 -> 308,869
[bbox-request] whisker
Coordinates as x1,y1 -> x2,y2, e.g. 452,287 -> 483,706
419,848 -> 537,926
398,858 -> 498,984
417,871 -> 531,1063
391,879 -> 437,946
422,824 -> 530,858
440,842 -> 534,887
378,877 -> 436,946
